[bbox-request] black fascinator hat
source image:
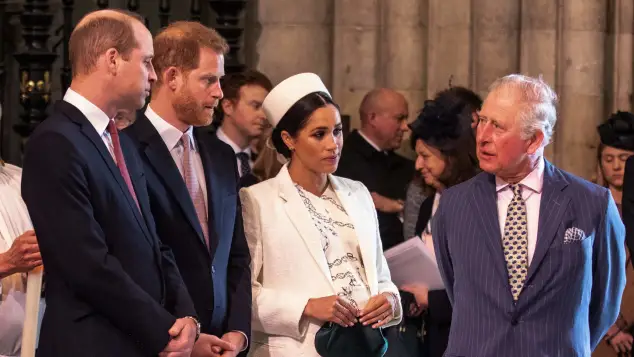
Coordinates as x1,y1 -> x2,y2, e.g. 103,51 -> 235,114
408,96 -> 479,188
409,98 -> 473,153
598,111 -> 634,151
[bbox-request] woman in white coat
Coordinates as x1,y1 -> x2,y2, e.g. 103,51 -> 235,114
240,73 -> 402,357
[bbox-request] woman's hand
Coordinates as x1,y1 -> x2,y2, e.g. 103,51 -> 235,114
401,284 -> 428,317
371,192 -> 404,213
359,293 -> 397,328
610,330 -> 633,354
303,296 -> 359,327
401,284 -> 429,307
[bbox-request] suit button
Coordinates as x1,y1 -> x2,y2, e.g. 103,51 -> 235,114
511,317 -> 519,326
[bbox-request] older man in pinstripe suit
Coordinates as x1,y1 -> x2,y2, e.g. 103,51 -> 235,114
432,74 -> 626,357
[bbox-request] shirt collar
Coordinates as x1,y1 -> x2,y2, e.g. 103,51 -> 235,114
63,88 -> 111,135
145,105 -> 195,151
495,156 -> 545,194
357,129 -> 384,153
216,127 -> 250,155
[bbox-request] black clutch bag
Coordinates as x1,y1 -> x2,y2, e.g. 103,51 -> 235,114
314,322 -> 388,357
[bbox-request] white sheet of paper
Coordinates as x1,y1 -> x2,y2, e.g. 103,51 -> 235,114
385,237 -> 445,290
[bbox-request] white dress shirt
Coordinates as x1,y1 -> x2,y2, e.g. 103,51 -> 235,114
0,164 -> 45,357
63,88 -> 116,161
495,157 -> 544,266
216,127 -> 252,177
145,106 -> 208,210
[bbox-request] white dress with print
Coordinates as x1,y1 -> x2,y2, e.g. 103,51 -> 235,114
295,184 -> 371,310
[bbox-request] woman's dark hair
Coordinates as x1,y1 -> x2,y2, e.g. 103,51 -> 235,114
433,86 -> 483,114
271,91 -> 338,158
596,111 -> 634,186
409,97 -> 479,189
410,87 -> 482,151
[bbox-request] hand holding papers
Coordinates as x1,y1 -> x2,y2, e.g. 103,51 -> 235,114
385,236 -> 444,290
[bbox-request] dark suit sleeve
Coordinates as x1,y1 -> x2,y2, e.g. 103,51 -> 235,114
624,156 -> 634,259
226,179 -> 252,343
22,132 -> 176,355
160,242 -> 197,318
334,154 -> 362,182
427,290 -> 452,325
431,195 -> 455,304
588,190 -> 626,350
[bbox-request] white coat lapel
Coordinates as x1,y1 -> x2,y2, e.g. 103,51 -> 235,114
330,176 -> 378,295
276,166 -> 335,291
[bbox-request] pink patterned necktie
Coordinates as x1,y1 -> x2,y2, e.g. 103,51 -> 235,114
106,120 -> 140,211
181,133 -> 209,248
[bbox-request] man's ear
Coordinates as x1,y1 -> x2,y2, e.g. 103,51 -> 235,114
105,48 -> 119,75
526,129 -> 545,155
164,67 -> 181,92
222,99 -> 236,117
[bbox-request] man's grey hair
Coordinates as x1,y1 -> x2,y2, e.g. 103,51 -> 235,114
489,74 -> 558,146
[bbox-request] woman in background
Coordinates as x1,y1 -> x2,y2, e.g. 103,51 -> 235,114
240,73 -> 402,357
594,111 -> 634,357
400,93 -> 480,357
402,86 -> 481,241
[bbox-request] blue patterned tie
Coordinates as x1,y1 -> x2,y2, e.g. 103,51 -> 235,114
236,152 -> 251,177
503,184 -> 528,301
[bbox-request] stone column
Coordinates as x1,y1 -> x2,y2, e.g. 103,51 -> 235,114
471,0 -> 521,96
519,0 -> 558,161
380,0 -> 426,157
556,0 -> 607,178
330,0 -> 381,129
256,0 -> 333,87
606,0 -> 633,113
426,0 -> 472,97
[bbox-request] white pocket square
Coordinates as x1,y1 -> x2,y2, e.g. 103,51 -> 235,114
564,227 -> 586,244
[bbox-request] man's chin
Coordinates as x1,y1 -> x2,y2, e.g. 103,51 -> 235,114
478,161 -> 499,174
185,116 -> 213,128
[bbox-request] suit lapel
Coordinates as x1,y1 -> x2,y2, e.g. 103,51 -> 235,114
525,161 -> 570,283
135,116 -> 208,251
196,131 -> 228,258
330,176 -> 378,295
471,174 -> 509,283
61,102 -> 153,246
277,167 -> 335,291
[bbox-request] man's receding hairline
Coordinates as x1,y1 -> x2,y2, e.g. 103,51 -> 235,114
360,88 -> 405,117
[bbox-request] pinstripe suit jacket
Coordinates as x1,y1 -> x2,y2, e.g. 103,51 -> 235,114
432,160 -> 626,357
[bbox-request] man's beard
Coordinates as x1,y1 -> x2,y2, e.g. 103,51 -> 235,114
173,88 -> 214,127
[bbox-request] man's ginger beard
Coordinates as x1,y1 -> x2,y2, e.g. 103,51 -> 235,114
172,80 -> 215,127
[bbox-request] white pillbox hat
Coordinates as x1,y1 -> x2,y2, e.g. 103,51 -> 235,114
262,73 -> 331,127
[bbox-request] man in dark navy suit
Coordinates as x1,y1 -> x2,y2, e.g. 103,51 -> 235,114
21,10 -> 199,357
433,74 -> 626,356
125,21 -> 251,357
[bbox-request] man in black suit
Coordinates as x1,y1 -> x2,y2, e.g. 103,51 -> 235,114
336,88 -> 415,250
21,10 -> 199,357
212,70 -> 272,187
125,22 -> 251,357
